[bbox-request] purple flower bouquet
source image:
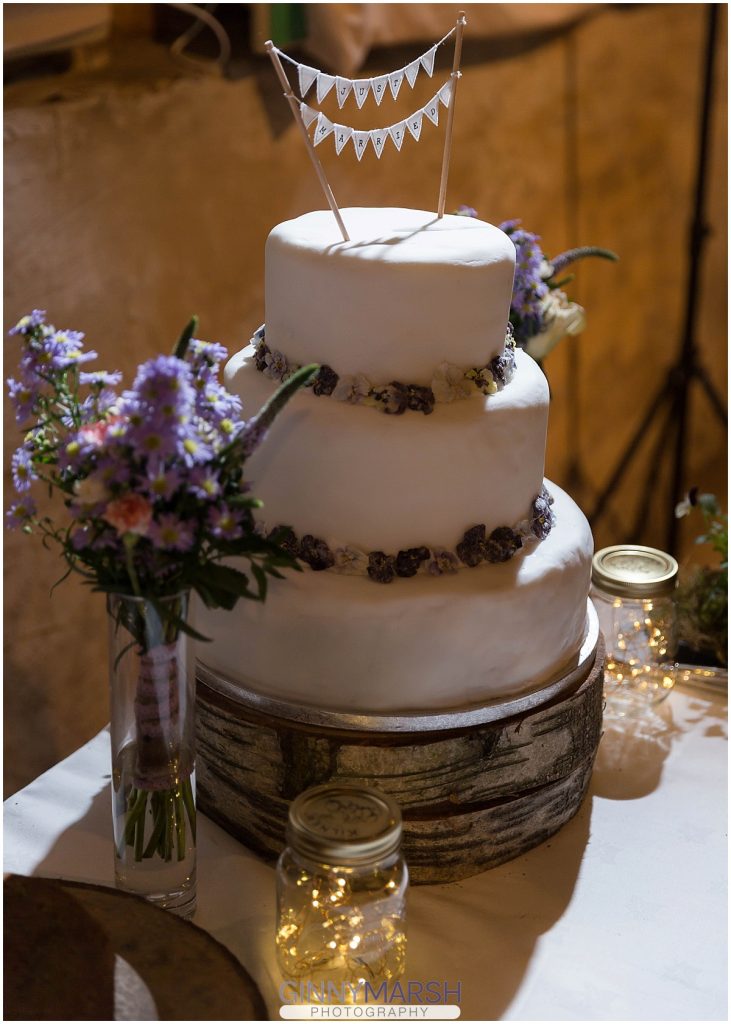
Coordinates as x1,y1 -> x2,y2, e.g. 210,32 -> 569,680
6,311 -> 316,910
455,207 -> 618,364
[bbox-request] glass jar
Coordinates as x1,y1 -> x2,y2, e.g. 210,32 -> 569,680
591,545 -> 679,713
275,783 -> 408,989
108,591 -> 196,917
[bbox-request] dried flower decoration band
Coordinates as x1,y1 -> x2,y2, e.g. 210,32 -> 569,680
259,487 -> 555,583
249,325 -> 516,415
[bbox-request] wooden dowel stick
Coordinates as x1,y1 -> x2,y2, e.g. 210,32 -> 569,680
437,12 -> 466,219
265,41 -> 350,242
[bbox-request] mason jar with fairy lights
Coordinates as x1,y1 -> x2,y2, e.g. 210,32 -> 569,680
591,545 -> 679,710
275,783 -> 408,988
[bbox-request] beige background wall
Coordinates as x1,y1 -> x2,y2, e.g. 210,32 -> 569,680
4,4 -> 727,794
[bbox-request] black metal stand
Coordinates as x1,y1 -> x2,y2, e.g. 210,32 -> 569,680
589,3 -> 727,554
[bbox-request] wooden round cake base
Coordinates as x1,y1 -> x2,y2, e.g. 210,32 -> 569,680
196,605 -> 604,884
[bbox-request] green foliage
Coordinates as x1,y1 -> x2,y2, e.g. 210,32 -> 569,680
676,492 -> 728,666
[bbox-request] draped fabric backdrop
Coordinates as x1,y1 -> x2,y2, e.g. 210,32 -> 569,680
3,3 -> 727,795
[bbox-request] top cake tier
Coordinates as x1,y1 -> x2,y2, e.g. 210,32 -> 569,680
264,208 -> 516,383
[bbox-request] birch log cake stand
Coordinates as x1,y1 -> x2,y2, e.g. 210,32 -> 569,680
195,603 -> 603,884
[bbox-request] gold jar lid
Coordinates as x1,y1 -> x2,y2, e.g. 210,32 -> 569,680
592,544 -> 679,599
287,784 -> 402,867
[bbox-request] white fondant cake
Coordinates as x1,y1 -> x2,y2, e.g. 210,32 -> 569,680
224,344 -> 547,551
265,208 -> 516,383
197,207 -> 594,713
199,484 -> 592,712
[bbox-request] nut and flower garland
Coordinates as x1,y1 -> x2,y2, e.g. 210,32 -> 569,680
250,325 -> 517,414
260,486 -> 555,584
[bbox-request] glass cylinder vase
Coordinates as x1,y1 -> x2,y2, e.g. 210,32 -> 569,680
107,591 -> 196,917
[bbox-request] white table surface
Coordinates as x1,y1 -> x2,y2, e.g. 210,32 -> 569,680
4,681 -> 728,1022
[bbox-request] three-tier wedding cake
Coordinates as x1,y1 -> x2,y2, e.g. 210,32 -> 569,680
197,207 -> 593,713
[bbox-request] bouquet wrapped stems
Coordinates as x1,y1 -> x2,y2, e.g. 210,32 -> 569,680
109,592 -> 197,906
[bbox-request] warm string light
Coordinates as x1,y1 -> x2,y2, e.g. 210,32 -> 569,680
276,862 -> 406,991
605,596 -> 675,697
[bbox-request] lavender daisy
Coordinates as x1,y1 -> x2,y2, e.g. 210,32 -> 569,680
208,505 -> 244,541
149,513 -> 196,552
11,447 -> 36,492
6,497 -> 37,529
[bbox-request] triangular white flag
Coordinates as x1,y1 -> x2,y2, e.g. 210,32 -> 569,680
370,128 -> 389,158
298,64 -> 318,98
316,72 -> 336,103
352,130 -> 370,161
423,96 -> 440,126
404,59 -> 421,88
388,121 -> 407,152
353,80 -> 371,108
406,110 -> 424,142
335,76 -> 353,108
371,75 -> 390,106
300,102 -> 319,129
439,80 -> 453,107
313,113 -> 334,146
420,45 -> 437,77
334,124 -> 354,155
388,70 -> 404,99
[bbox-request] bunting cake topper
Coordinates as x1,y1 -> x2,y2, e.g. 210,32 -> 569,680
301,81 -> 453,161
265,12 -> 466,241
274,29 -> 454,108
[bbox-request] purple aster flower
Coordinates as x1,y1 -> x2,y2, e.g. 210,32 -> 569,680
188,338 -> 228,371
6,377 -> 37,423
208,504 -> 244,541
18,330 -> 97,384
6,496 -> 37,529
11,446 -> 36,492
148,513 -> 196,551
145,459 -> 182,500
189,465 -> 221,500
120,355 -> 200,460
130,420 -> 180,459
70,524 -> 93,551
196,380 -> 242,421
94,388 -> 120,416
70,523 -> 121,553
179,430 -> 213,467
128,355 -> 196,407
56,438 -> 87,474
74,388 -> 119,425
60,417 -> 121,472
497,220 -> 552,345
79,370 -> 123,388
94,451 -> 131,489
8,310 -> 47,336
455,205 -> 478,218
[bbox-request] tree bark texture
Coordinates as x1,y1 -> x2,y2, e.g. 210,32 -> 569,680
196,638 -> 604,883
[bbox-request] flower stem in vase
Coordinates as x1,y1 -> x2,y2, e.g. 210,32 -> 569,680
109,592 -> 196,917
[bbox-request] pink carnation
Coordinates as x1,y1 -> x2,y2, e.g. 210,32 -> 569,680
103,493 -> 153,537
79,420 -> 110,447
78,415 -> 123,447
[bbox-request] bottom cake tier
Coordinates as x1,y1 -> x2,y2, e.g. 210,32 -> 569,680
195,482 -> 593,713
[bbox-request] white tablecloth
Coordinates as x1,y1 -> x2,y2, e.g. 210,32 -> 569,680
4,682 -> 727,1021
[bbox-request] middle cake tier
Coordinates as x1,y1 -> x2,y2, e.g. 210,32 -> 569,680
226,345 -> 549,552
